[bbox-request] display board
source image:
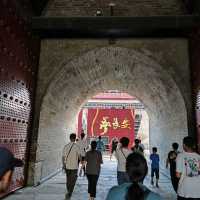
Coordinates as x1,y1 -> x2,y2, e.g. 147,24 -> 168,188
87,108 -> 135,148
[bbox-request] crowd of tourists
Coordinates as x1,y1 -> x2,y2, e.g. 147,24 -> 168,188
0,133 -> 199,200
62,132 -> 200,200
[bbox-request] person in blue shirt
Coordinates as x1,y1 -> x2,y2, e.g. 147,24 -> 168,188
96,136 -> 105,153
106,152 -> 162,200
150,147 -> 160,187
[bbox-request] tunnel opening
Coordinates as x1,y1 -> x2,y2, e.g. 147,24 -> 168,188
33,45 -> 190,188
76,90 -> 150,153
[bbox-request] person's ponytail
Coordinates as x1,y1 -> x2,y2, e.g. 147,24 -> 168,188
126,182 -> 144,200
125,152 -> 148,200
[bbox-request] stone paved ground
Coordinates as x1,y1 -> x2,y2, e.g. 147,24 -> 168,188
5,155 -> 176,200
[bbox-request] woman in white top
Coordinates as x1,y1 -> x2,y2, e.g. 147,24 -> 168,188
115,137 -> 132,185
76,132 -> 88,176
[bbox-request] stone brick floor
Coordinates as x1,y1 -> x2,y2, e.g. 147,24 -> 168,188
5,155 -> 176,200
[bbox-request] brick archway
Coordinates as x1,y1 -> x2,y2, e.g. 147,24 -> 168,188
34,46 -> 188,183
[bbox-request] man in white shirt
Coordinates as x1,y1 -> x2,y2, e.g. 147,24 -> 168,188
115,137 -> 132,185
176,136 -> 200,200
76,132 -> 88,176
63,133 -> 81,199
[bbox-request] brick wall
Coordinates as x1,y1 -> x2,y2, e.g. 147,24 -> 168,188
45,0 -> 186,16
34,39 -> 191,180
0,0 -> 39,196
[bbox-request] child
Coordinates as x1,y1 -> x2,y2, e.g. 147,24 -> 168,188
150,147 -> 159,187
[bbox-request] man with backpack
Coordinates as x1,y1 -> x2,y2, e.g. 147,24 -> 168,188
131,138 -> 144,155
115,137 -> 132,185
62,133 -> 81,199
166,142 -> 180,192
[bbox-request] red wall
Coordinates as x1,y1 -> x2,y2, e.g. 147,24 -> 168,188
87,108 -> 135,148
0,0 -> 39,197
77,109 -> 83,135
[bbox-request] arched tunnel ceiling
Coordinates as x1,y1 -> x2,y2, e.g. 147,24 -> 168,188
30,0 -> 198,16
45,46 -> 187,124
36,46 -> 189,180
44,0 -> 186,16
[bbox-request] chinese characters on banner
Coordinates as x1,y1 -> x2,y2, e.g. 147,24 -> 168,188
99,116 -> 131,135
87,109 -> 135,147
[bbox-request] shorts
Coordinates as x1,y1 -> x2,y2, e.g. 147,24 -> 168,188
151,168 -> 159,179
78,157 -> 85,164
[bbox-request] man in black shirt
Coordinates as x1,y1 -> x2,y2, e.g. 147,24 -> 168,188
131,139 -> 144,155
166,142 -> 179,192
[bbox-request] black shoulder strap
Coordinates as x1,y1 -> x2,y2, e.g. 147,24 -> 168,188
65,143 -> 75,163
120,148 -> 127,159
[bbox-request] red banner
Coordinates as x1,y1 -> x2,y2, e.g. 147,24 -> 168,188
87,108 -> 134,147
77,109 -> 83,136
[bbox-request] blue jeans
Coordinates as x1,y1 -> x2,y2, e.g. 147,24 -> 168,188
117,171 -> 130,185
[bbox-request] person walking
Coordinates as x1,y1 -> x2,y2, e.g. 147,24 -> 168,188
166,142 -> 180,192
62,133 -> 82,199
85,140 -> 103,200
96,136 -> 105,153
110,137 -> 118,160
115,137 -> 132,185
76,132 -> 88,176
131,138 -> 144,155
176,136 -> 200,200
106,152 -> 162,200
150,147 -> 160,188
139,139 -> 145,152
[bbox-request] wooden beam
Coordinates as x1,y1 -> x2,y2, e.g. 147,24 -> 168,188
193,0 -> 200,14
31,15 -> 200,38
31,0 -> 49,15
